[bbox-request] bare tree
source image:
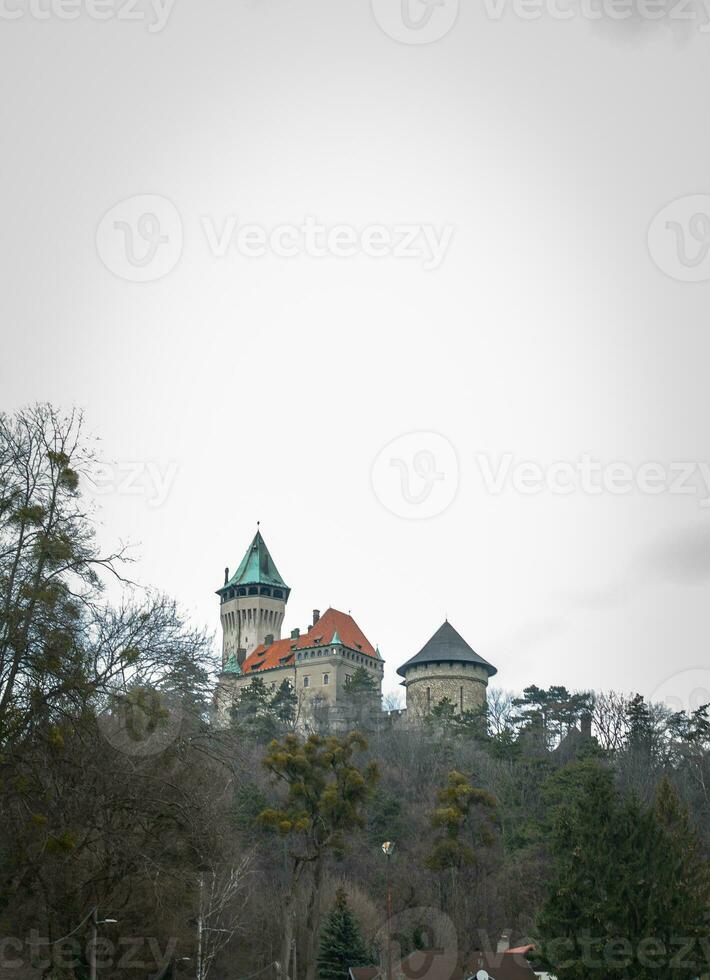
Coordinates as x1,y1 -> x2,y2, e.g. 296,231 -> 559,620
197,857 -> 254,980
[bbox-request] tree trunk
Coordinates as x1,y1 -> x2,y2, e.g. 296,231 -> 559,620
303,857 -> 323,980
281,859 -> 305,980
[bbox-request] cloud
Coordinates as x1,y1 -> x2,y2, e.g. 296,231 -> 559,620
583,0 -> 697,45
642,522 -> 710,585
562,522 -> 710,615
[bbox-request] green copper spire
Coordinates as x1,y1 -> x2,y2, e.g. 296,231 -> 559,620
331,628 -> 342,645
219,529 -> 290,595
223,654 -> 242,675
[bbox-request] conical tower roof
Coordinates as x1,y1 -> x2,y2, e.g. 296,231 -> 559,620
219,530 -> 289,593
396,621 -> 497,678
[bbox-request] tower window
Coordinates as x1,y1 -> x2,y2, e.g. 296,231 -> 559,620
323,673 -> 329,685
274,589 -> 283,598
426,687 -> 431,707
460,687 -> 464,711
248,587 -> 258,596
303,676 -> 310,688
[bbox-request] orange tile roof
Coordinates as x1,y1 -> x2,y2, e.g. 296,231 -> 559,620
242,607 -> 378,675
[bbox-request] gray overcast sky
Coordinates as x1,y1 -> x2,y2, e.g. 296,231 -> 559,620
2,0 -> 709,708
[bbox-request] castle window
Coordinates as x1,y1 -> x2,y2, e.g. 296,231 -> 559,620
460,687 -> 464,711
238,588 -> 246,596
323,673 -> 329,685
260,586 -> 271,596
426,687 -> 431,707
248,587 -> 258,596
303,676 -> 310,688
274,589 -> 283,598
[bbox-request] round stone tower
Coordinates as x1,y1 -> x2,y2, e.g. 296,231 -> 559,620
397,620 -> 497,721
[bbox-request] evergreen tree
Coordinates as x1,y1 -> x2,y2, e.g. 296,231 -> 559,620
342,666 -> 379,730
231,677 -> 296,740
512,685 -> 593,748
425,770 -> 498,872
316,888 -> 371,980
535,763 -> 710,979
649,776 -> 710,979
626,692 -> 655,748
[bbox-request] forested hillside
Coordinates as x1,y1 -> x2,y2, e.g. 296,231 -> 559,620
1,406 -> 708,979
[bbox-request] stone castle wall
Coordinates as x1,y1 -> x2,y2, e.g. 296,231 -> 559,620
403,661 -> 489,719
215,652 -> 491,730
215,649 -> 384,729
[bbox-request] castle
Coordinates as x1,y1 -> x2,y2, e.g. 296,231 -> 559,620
215,529 -> 498,727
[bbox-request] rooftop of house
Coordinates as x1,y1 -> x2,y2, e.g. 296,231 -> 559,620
396,620 -> 497,679
241,606 -> 381,675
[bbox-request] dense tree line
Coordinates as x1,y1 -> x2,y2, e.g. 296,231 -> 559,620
0,406 -> 708,978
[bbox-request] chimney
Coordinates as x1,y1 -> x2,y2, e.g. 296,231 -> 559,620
312,609 -> 320,626
290,628 -> 300,640
224,567 -> 229,586
581,712 -> 593,739
265,634 -> 274,648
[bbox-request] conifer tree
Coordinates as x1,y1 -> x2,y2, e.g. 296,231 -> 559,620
535,762 -> 710,979
316,888 -> 371,980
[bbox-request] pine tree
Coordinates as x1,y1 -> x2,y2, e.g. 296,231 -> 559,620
649,776 -> 710,980
317,888 -> 371,980
341,666 -> 379,730
535,763 -> 710,979
626,692 -> 655,748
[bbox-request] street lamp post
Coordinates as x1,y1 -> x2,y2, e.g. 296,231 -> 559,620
381,842 -> 395,980
196,872 -> 205,980
88,909 -> 118,980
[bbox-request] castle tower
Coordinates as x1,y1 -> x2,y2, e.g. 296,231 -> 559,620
217,530 -> 290,668
397,620 -> 496,720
